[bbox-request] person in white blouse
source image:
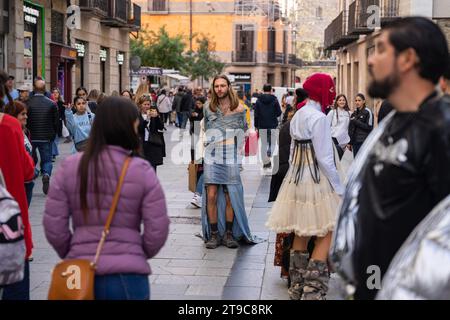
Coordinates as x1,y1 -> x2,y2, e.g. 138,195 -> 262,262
326,94 -> 351,159
266,73 -> 344,300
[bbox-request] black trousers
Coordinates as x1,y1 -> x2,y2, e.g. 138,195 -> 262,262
332,137 -> 344,160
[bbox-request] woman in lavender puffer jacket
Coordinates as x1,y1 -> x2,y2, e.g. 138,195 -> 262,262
43,97 -> 170,300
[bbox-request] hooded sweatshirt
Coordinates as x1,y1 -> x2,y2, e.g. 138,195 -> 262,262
254,93 -> 282,129
65,109 -> 94,144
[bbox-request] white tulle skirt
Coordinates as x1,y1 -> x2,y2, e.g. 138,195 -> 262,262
266,149 -> 341,237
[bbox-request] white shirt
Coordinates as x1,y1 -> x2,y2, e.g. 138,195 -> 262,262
290,100 -> 344,195
285,96 -> 295,106
326,108 -> 351,148
157,94 -> 172,113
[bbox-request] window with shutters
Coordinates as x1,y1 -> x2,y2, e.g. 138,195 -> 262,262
234,24 -> 255,62
149,0 -> 167,11
51,10 -> 64,44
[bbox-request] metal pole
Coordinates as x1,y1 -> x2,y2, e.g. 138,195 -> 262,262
190,0 -> 193,51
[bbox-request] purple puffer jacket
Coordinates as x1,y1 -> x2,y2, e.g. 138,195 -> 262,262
43,146 -> 170,275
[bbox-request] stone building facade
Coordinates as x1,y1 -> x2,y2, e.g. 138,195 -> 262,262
2,0 -> 140,103
292,0 -> 340,83
324,0 -> 450,111
136,0 -> 300,93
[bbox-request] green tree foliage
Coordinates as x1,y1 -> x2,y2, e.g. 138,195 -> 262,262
131,27 -> 224,83
130,26 -> 186,69
184,36 -> 225,84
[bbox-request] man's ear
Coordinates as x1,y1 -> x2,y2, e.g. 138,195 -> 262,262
397,48 -> 420,74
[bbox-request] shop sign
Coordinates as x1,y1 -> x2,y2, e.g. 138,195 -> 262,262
230,73 -> 251,82
117,52 -> 124,65
24,5 -> 40,25
99,48 -> 107,62
75,42 -> 85,57
131,67 -> 163,76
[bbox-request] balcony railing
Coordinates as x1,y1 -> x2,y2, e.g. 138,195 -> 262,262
380,0 -> 400,25
232,51 -> 256,63
348,0 -> 380,35
128,3 -> 141,31
288,54 -> 302,67
79,0 -> 109,18
324,11 -> 359,50
268,52 -> 285,64
102,0 -> 130,28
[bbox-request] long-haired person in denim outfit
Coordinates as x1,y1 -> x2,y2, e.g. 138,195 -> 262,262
201,75 -> 262,249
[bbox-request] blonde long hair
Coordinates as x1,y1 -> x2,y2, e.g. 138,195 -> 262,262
134,83 -> 149,103
209,74 -> 239,113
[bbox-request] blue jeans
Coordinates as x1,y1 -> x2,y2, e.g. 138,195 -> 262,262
52,138 -> 59,157
25,182 -> 34,207
94,274 -> 150,300
1,261 -> 30,300
196,172 -> 204,195
32,141 -> 53,176
180,112 -> 190,129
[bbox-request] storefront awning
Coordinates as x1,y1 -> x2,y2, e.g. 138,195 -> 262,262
164,73 -> 190,81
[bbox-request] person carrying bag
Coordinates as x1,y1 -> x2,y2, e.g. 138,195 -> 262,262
47,157 -> 130,300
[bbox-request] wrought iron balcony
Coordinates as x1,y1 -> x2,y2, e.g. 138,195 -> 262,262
268,52 -> 285,64
102,0 -> 129,27
348,0 -> 380,35
288,54 -> 302,67
128,3 -> 141,31
324,11 -> 359,50
380,0 -> 400,25
232,51 -> 256,63
79,0 -> 109,18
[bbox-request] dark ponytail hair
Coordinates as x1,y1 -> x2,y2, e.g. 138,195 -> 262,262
356,93 -> 367,110
78,97 -> 141,221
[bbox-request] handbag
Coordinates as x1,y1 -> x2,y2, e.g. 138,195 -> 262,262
47,157 -> 131,300
244,129 -> 259,156
148,132 -> 164,146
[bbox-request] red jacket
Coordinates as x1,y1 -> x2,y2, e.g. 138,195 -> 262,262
0,113 -> 35,258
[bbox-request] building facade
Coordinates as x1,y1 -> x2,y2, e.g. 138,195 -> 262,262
324,0 -> 450,112
136,0 -> 300,93
291,0 -> 340,83
2,0 -> 140,103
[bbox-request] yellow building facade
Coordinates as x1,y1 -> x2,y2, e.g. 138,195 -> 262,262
135,0 -> 301,93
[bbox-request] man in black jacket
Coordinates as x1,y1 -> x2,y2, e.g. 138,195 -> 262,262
339,17 -> 450,300
254,84 -> 282,168
180,88 -> 194,129
26,79 -> 58,195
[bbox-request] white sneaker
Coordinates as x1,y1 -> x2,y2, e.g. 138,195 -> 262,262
190,193 -> 202,208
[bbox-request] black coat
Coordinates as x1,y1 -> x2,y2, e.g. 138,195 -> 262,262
348,107 -> 373,144
139,115 -> 165,167
180,92 -> 194,113
268,121 -> 291,202
56,100 -> 66,137
26,94 -> 59,141
254,94 -> 282,129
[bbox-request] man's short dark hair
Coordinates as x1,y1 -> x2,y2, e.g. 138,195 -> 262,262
385,17 -> 450,84
8,75 -> 14,80
263,84 -> 272,92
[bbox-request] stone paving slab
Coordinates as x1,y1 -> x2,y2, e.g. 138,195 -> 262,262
28,125 -> 345,300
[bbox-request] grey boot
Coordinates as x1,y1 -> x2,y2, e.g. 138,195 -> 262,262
301,259 -> 330,300
205,231 -> 221,249
287,251 -> 309,300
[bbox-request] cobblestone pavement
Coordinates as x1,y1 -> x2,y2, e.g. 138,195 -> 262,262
29,124 -> 343,300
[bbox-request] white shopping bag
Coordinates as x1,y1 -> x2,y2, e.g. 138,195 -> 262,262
61,122 -> 70,138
